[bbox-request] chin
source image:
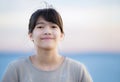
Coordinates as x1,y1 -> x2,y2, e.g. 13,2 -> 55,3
40,45 -> 56,50
42,47 -> 55,51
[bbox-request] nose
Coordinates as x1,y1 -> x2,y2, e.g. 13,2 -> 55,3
43,26 -> 51,35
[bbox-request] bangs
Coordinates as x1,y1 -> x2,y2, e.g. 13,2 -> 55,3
29,8 -> 64,34
37,8 -> 62,28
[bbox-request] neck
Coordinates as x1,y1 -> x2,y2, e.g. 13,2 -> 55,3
34,48 -> 62,65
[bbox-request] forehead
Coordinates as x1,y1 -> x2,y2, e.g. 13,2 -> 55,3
36,17 -> 55,25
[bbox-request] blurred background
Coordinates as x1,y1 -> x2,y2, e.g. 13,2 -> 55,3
0,0 -> 120,82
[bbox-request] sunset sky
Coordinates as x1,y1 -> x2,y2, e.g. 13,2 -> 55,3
0,0 -> 120,52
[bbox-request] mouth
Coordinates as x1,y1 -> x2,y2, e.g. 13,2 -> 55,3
41,37 -> 54,40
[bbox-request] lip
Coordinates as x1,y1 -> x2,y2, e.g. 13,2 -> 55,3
41,37 -> 54,40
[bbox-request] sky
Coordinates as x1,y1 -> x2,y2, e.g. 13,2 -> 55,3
0,0 -> 120,53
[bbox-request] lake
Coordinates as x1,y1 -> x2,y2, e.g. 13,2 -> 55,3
0,52 -> 120,82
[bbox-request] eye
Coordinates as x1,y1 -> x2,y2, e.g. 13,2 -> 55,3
51,25 -> 57,28
37,26 -> 44,29
38,26 -> 42,28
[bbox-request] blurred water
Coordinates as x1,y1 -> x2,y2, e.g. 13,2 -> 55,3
0,52 -> 120,82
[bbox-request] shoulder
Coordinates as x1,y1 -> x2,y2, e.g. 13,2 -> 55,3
2,57 -> 30,82
65,57 -> 89,74
8,57 -> 29,69
65,57 -> 93,82
66,57 -> 85,68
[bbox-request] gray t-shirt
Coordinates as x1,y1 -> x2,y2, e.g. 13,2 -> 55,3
2,57 -> 93,82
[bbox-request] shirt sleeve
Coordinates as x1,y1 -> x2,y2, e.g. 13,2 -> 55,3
80,64 -> 93,82
1,62 -> 18,82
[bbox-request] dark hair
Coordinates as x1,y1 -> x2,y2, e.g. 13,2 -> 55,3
28,8 -> 64,34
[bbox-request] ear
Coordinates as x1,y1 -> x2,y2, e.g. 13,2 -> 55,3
28,33 -> 33,41
60,33 -> 64,41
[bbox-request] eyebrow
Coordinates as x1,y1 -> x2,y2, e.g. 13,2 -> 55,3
36,22 -> 45,25
36,21 -> 57,26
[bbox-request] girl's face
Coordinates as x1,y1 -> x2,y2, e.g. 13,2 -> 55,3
29,17 -> 63,50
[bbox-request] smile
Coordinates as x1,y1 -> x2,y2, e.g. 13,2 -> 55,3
41,37 -> 54,40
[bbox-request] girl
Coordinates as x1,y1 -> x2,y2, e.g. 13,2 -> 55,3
2,8 -> 93,82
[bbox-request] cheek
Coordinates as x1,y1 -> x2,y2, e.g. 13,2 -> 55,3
32,30 -> 42,39
54,31 -> 63,40
53,30 -> 60,36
